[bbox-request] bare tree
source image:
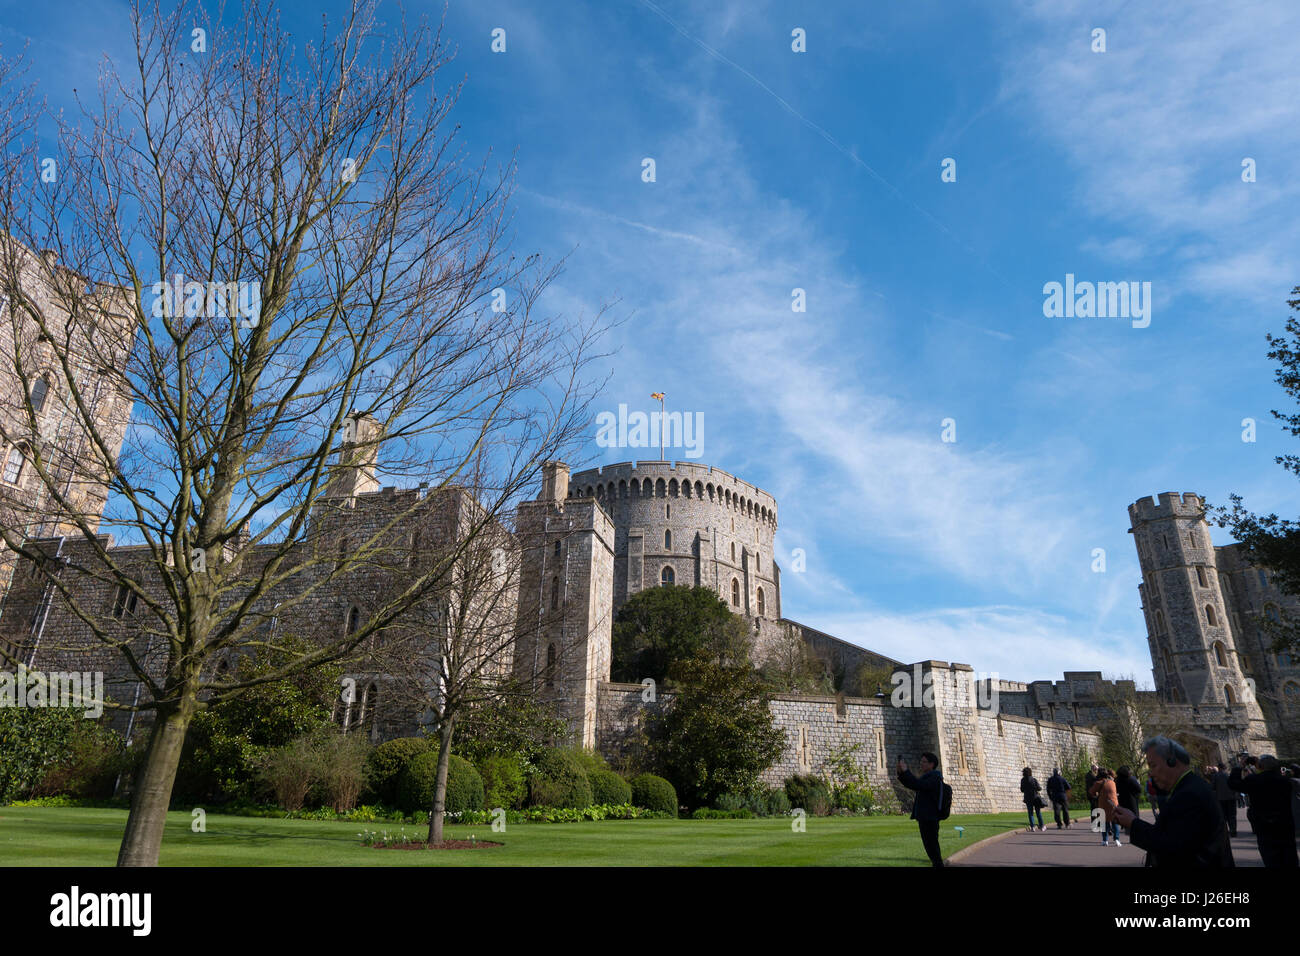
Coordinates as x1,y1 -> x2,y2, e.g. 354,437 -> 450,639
0,1 -> 608,865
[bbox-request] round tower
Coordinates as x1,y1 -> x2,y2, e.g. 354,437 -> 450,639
566,460 -> 781,641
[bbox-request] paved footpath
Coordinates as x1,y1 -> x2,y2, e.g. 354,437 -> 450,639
950,810 -> 1271,866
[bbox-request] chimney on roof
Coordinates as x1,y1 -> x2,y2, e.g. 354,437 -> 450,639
325,413 -> 382,501
540,461 -> 569,502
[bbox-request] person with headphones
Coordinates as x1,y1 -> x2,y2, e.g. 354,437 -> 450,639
1112,736 -> 1234,867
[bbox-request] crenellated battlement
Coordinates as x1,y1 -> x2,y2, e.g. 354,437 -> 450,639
569,460 -> 777,525
1128,491 -> 1205,524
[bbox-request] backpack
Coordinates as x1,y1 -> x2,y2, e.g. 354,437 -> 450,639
938,778 -> 954,820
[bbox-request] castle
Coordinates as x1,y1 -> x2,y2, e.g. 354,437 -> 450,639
1,247 -> 1295,811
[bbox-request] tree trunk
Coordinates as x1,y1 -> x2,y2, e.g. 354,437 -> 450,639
426,715 -> 456,844
116,705 -> 193,867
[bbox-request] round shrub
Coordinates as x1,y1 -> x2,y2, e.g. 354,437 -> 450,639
365,736 -> 432,806
589,768 -> 632,807
478,754 -> 527,810
784,774 -> 831,816
630,773 -> 678,816
397,751 -> 484,815
527,749 -> 592,809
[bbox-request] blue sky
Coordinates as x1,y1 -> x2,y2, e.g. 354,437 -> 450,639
4,0 -> 1298,687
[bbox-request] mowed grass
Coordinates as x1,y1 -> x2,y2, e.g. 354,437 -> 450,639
0,807 -> 1031,866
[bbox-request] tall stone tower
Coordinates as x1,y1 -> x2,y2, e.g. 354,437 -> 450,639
513,461 -> 615,747
1128,492 -> 1272,754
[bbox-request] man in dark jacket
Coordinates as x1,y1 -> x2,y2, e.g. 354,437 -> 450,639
1046,768 -> 1072,828
1229,756 -> 1298,868
897,753 -> 944,868
1209,765 -> 1237,836
1085,764 -> 1100,813
1112,736 -> 1234,868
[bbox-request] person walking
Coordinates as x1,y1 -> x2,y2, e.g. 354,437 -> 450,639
1021,767 -> 1045,832
897,753 -> 945,868
1229,755 -> 1298,868
1209,764 -> 1237,837
1089,768 -> 1122,846
1116,766 -> 1142,825
1113,736 -> 1234,868
1046,767 -> 1073,829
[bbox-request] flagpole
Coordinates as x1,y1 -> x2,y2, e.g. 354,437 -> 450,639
651,392 -> 665,461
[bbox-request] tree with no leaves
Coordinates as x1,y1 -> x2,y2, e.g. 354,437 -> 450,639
0,1 -> 608,865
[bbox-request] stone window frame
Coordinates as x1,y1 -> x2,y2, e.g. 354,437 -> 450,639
110,582 -> 138,620
661,565 -> 674,586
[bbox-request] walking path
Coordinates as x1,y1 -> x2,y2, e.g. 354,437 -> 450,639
949,810 -> 1268,866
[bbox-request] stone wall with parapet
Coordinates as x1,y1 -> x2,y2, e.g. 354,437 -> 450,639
594,674 -> 1104,813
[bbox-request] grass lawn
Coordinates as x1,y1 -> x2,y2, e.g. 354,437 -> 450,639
0,807 -> 1032,866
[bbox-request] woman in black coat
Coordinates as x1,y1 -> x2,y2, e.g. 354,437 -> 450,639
1116,766 -> 1143,817
1021,767 -> 1045,832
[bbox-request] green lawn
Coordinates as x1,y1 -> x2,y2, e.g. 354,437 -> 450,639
0,807 -> 1032,866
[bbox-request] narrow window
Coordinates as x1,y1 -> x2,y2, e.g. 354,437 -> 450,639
346,606 -> 360,635
730,542 -> 736,562
111,583 -> 137,619
29,377 -> 48,415
3,447 -> 23,484
665,503 -> 670,519
335,538 -> 348,572
554,539 -> 561,557
409,530 -> 420,569
1223,684 -> 1236,706
661,566 -> 674,586
731,578 -> 740,606
1196,566 -> 1207,587
757,587 -> 765,617
1205,605 -> 1217,627
551,576 -> 559,611
664,529 -> 671,550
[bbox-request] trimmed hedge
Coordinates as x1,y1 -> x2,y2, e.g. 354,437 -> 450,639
478,754 -> 527,810
630,773 -> 678,816
365,737 -> 432,806
589,768 -> 632,807
397,751 -> 484,815
527,749 -> 593,809
784,774 -> 831,816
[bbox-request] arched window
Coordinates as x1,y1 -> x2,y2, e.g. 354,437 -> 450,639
1213,642 -> 1227,667
664,529 -> 671,550
346,606 -> 360,635
730,542 -> 736,562
731,578 -> 740,606
1205,605 -> 1217,627
757,587 -> 765,617
546,643 -> 557,689
1196,566 -> 1207,588
1187,531 -> 1195,548
1223,684 -> 1236,706
661,566 -> 674,586
551,576 -> 559,610
29,376 -> 49,414
666,503 -> 670,519
1279,650 -> 1294,667
1284,681 -> 1299,701
554,539 -> 561,557
2,446 -> 24,484
655,478 -> 666,498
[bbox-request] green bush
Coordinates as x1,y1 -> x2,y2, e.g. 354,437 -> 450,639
365,736 -> 432,806
0,707 -> 82,803
478,754 -> 527,810
32,718 -> 127,800
630,773 -> 678,816
690,807 -> 753,819
765,787 -> 792,816
527,749 -> 593,809
713,791 -> 745,812
784,774 -> 831,816
589,768 -> 633,807
397,751 -> 485,815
